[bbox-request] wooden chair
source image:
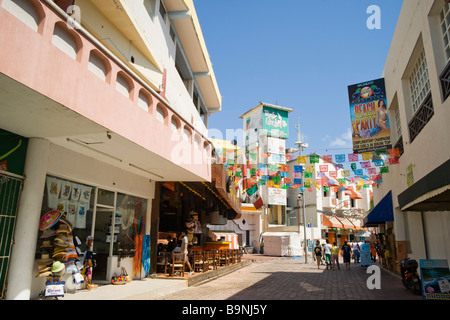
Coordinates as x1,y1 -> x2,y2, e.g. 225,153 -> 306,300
170,252 -> 185,277
192,251 -> 205,273
201,251 -> 210,272
236,249 -> 242,263
218,249 -> 230,266
207,250 -> 218,270
156,252 -> 170,274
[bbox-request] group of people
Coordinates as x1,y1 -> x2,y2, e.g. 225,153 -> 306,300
313,239 -> 380,270
159,229 -> 195,276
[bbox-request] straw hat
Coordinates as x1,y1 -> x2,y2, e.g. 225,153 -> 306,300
56,223 -> 70,235
40,228 -> 56,239
35,265 -> 52,278
40,240 -> 53,249
52,250 -> 68,261
53,236 -> 68,248
39,210 -> 62,231
51,261 -> 65,276
59,217 -> 74,233
36,252 -> 54,265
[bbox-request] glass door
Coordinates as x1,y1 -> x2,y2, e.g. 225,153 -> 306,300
91,188 -> 116,281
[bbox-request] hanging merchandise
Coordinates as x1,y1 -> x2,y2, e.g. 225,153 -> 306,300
39,210 -> 62,231
36,209 -> 86,298
133,216 -> 143,277
142,235 -> 151,277
81,236 -> 97,290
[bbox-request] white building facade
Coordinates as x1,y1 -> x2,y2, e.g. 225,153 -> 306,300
368,0 -> 450,272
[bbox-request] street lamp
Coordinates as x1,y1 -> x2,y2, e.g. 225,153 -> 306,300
294,122 -> 308,264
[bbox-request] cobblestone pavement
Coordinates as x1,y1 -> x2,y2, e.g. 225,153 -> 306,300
156,257 -> 422,300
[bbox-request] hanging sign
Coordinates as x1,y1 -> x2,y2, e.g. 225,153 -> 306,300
347,78 -> 392,153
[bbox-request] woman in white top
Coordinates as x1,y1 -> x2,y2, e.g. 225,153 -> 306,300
376,100 -> 389,130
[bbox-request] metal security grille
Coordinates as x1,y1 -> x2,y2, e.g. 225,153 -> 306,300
0,170 -> 23,299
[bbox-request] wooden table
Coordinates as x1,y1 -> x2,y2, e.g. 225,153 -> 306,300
204,242 -> 231,250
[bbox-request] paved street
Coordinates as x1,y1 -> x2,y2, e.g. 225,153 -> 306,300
156,257 -> 422,300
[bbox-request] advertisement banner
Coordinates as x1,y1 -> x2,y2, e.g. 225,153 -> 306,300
347,78 -> 392,153
262,106 -> 289,138
267,137 -> 285,155
268,187 -> 286,205
420,259 -> 450,300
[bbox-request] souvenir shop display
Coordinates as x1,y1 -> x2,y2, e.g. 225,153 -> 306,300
81,236 -> 97,290
36,209 -> 87,297
111,267 -> 131,285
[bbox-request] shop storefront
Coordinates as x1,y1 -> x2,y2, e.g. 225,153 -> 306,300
22,142 -> 155,299
155,164 -> 241,263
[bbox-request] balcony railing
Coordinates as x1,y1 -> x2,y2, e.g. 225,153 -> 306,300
408,92 -> 434,143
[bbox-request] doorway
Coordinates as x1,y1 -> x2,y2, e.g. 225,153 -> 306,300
92,188 -> 116,281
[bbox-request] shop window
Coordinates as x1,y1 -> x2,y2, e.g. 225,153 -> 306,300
38,175 -> 147,282
40,175 -> 95,255
114,193 -> 147,258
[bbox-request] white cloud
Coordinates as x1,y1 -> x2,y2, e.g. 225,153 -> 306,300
329,128 -> 352,148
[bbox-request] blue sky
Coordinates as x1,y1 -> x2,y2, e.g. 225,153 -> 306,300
194,0 -> 403,157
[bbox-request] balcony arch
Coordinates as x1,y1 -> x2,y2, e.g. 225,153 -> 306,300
155,103 -> 168,124
52,21 -> 82,61
115,71 -> 134,99
2,0 -> 45,34
88,49 -> 111,83
138,89 -> 153,113
170,115 -> 181,133
183,126 -> 192,143
194,134 -> 202,149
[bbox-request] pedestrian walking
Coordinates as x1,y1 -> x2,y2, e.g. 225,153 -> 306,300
323,240 -> 332,270
313,241 -> 322,269
331,241 -> 340,270
341,241 -> 352,270
370,241 -> 377,263
360,241 -> 371,267
352,241 -> 360,263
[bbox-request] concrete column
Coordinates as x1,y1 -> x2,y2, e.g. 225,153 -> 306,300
6,138 -> 50,300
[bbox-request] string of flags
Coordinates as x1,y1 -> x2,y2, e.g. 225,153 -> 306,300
224,148 -> 400,197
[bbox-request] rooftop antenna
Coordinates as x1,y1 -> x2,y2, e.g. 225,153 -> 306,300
294,118 -> 308,156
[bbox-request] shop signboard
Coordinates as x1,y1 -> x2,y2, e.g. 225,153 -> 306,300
420,259 -> 450,300
347,78 -> 392,153
267,187 -> 286,206
262,106 -> 289,138
267,137 -> 285,155
45,281 -> 65,298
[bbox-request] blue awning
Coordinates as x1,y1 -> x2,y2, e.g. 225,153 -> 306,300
363,191 -> 394,226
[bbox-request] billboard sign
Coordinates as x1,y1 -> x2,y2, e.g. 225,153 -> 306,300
262,106 -> 289,138
347,78 -> 392,153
